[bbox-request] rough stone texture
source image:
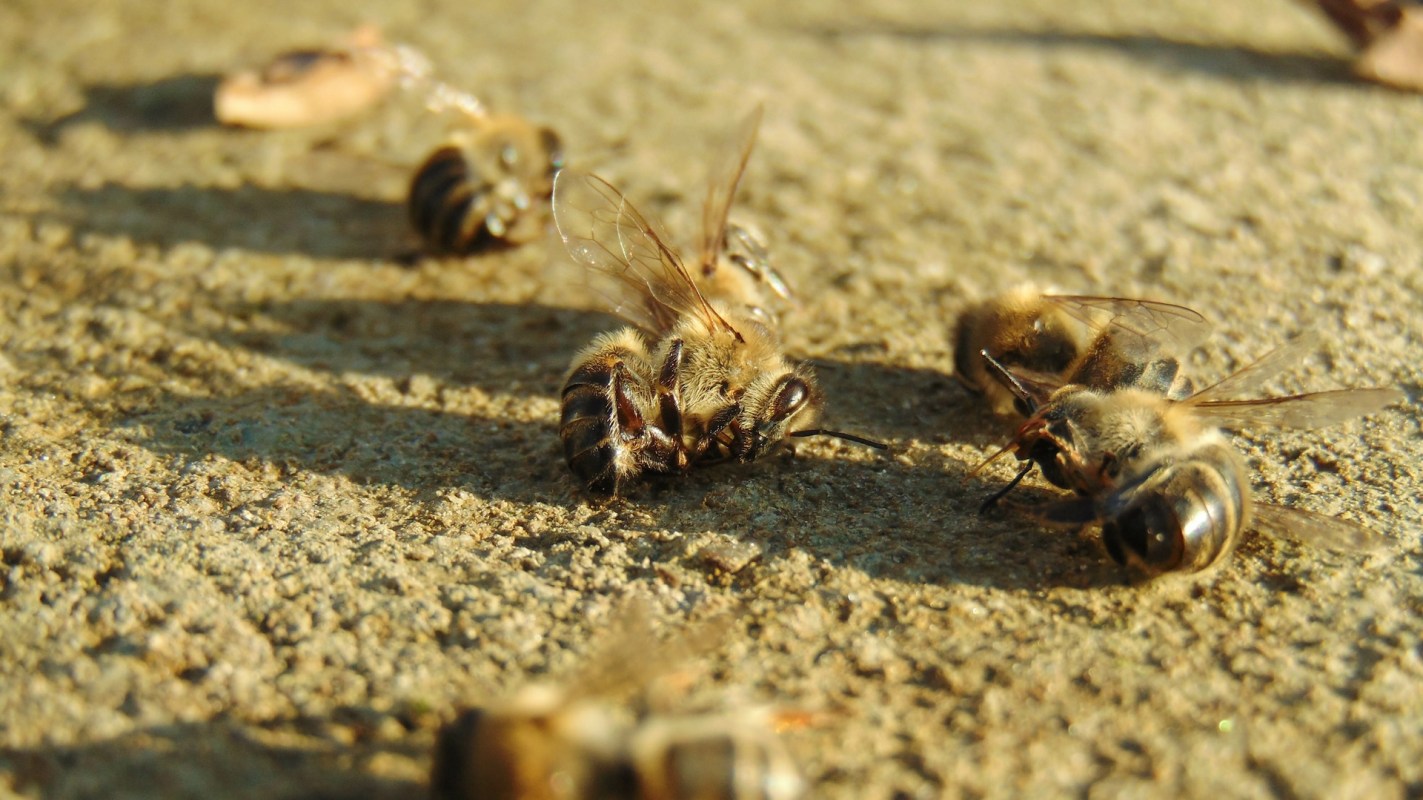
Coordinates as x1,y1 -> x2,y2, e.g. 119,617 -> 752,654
1,0 -> 1421,798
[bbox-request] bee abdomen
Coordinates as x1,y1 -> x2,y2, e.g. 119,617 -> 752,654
429,709 -> 486,800
561,360 -> 622,495
1103,443 -> 1248,573
657,736 -> 740,798
408,146 -> 499,254
637,730 -> 802,800
1134,356 -> 1194,400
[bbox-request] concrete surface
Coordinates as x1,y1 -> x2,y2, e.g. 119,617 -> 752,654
1,0 -> 1420,797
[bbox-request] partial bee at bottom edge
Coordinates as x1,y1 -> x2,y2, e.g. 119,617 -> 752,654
431,688 -> 807,800
430,603 -> 807,800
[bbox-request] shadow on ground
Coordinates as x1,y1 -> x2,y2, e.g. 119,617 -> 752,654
114,383 -> 573,505
0,717 -> 424,800
559,433 -> 1134,592
809,355 -> 986,447
25,74 -> 224,143
24,287 -> 1123,589
203,299 -> 615,397
788,23 -> 1355,85
50,184 -> 414,261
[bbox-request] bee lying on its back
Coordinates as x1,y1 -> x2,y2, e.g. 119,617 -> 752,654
553,106 -> 883,497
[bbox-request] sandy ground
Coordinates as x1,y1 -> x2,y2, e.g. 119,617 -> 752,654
2,0 -> 1422,797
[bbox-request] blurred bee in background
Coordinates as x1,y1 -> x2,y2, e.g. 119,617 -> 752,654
214,24 -> 403,129
953,290 -> 1208,417
554,106 -> 883,497
407,102 -> 565,254
430,603 -> 808,800
975,330 -> 1403,576
1305,0 -> 1423,93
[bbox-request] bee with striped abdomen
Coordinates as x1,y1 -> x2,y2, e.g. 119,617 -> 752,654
431,604 -> 807,799
554,107 -> 882,497
954,289 -> 1208,417
408,111 -> 565,254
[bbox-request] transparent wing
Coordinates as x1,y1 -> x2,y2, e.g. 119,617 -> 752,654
1252,502 -> 1389,552
1190,331 -> 1321,403
1045,295 -> 1212,363
698,105 -> 764,277
563,596 -> 735,709
553,168 -> 736,337
1190,388 -> 1404,431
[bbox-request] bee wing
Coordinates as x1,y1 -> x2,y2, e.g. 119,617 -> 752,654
1188,388 -> 1404,431
553,168 -> 737,337
1045,295 -> 1212,363
698,105 -> 764,278
562,596 -> 736,709
1188,331 -> 1332,403
1252,502 -> 1389,552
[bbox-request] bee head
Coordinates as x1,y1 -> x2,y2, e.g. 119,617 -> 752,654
731,366 -> 823,462
1011,401 -> 1082,492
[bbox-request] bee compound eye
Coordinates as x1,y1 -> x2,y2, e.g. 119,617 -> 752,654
771,377 -> 809,422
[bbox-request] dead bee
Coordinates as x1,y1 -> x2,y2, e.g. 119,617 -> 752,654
954,289 -> 1208,417
1306,0 -> 1423,93
434,698 -> 807,800
976,332 -> 1403,576
554,107 -> 883,496
430,682 -> 626,800
431,605 -> 807,800
620,708 -> 807,800
215,24 -> 400,129
408,110 -> 565,254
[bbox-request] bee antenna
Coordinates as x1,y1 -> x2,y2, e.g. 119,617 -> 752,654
978,461 -> 1035,515
979,350 -> 1038,414
968,442 -> 1014,477
790,429 -> 889,450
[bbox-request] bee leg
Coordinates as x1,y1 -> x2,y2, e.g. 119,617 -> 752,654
707,403 -> 740,438
656,341 -> 685,440
651,340 -> 692,472
610,363 -> 646,436
978,461 -> 1035,514
609,363 -> 681,478
1097,452 -> 1121,483
725,223 -> 793,301
697,402 -> 743,463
